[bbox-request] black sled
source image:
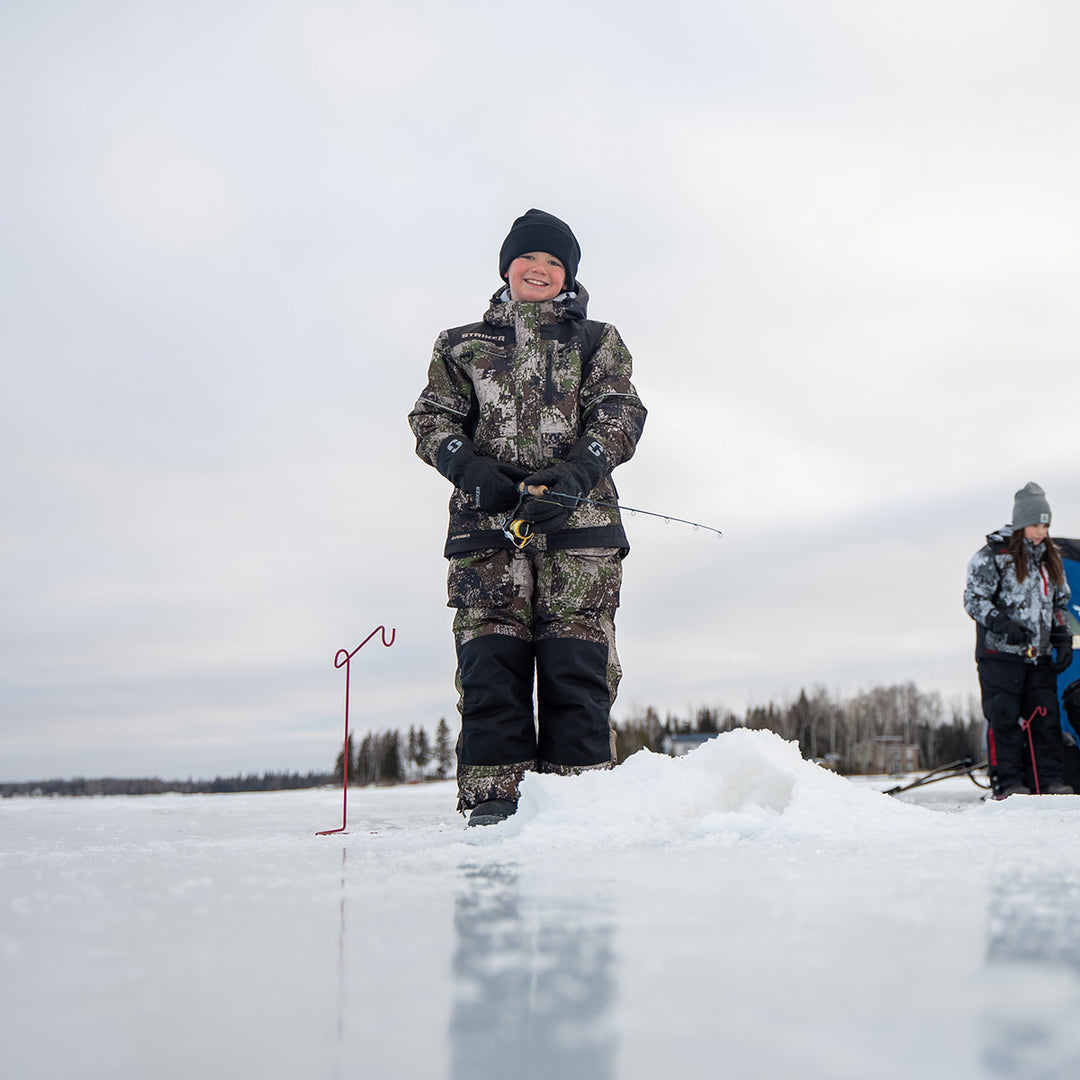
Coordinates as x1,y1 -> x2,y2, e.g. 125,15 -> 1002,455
883,757 -> 991,797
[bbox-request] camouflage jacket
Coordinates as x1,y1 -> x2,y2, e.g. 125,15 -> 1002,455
963,525 -> 1072,661
408,285 -> 647,557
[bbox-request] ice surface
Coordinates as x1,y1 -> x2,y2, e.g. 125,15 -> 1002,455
5,729 -> 1080,1079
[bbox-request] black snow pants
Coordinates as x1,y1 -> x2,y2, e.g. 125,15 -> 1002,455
447,545 -> 622,811
978,656 -> 1065,795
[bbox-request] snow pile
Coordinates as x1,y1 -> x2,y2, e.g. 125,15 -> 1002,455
982,793 -> 1080,817
491,727 -> 933,848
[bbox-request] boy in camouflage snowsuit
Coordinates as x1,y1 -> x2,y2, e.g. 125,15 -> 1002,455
408,209 -> 646,825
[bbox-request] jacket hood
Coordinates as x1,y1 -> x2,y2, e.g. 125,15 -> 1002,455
985,523 -> 1049,562
483,283 -> 590,326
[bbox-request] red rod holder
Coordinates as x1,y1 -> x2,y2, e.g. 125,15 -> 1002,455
1020,705 -> 1048,795
317,625 -> 396,835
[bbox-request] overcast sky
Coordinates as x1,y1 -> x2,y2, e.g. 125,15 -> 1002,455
3,1 -> 1079,782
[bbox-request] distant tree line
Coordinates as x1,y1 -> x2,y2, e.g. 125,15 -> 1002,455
613,682 -> 985,774
2,683 -> 987,798
335,718 -> 456,785
0,771 -> 335,799
338,682 -> 985,786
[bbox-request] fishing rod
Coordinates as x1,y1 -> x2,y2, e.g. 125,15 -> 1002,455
503,488 -> 723,548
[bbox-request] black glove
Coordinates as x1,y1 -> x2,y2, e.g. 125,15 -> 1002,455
1051,624 -> 1074,675
514,490 -> 574,535
986,611 -> 1030,646
436,436 -> 520,512
521,437 -> 608,510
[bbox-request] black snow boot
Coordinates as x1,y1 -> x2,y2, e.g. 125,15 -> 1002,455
467,799 -> 518,827
999,784 -> 1031,799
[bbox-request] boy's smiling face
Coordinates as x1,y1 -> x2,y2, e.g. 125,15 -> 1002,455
505,251 -> 567,302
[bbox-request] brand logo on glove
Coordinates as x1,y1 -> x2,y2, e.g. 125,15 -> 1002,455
587,440 -> 603,458
446,438 -> 463,455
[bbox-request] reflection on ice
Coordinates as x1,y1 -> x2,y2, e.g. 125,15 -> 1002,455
987,871 -> 1080,973
982,871 -> 1080,1079
330,845 -> 347,1080
450,864 -> 615,1080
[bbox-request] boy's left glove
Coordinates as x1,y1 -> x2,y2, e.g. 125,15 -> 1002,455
515,492 -> 573,535
521,437 -> 607,509
1051,624 -> 1074,674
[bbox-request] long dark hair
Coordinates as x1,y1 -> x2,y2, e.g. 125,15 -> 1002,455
1008,530 -> 1066,586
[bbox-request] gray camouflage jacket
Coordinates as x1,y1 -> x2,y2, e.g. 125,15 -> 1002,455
963,525 -> 1072,661
409,285 -> 647,557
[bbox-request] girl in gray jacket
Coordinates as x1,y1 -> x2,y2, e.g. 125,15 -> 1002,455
964,482 -> 1074,797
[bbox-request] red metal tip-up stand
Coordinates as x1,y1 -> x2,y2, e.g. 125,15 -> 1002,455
317,625 -> 396,836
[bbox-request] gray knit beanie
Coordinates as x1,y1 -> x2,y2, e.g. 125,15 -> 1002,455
1012,482 -> 1052,529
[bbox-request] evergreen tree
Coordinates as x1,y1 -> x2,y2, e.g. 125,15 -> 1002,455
334,734 -> 355,782
613,705 -> 665,759
415,727 -> 432,775
695,706 -> 719,733
407,725 -> 419,778
435,718 -> 454,778
357,733 -> 377,785
381,731 -> 403,783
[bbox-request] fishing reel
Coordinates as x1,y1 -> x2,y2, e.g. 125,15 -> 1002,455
504,517 -> 535,549
501,485 -> 538,549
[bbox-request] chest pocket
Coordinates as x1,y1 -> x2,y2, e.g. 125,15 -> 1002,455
545,342 -> 583,407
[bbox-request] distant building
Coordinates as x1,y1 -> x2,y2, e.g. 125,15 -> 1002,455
852,737 -> 920,775
662,732 -> 719,757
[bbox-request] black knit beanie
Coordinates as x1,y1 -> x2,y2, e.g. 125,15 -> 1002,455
498,209 -> 581,290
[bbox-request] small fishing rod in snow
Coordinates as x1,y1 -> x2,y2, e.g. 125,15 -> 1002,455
503,488 -> 723,548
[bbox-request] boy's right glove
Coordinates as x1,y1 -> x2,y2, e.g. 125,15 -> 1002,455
986,611 -> 1030,646
1051,624 -> 1074,674
436,436 -> 520,512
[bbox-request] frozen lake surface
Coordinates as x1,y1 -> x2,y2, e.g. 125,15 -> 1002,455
5,729 -> 1080,1079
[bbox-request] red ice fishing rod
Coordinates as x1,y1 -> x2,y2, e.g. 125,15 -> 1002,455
503,487 -> 723,549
